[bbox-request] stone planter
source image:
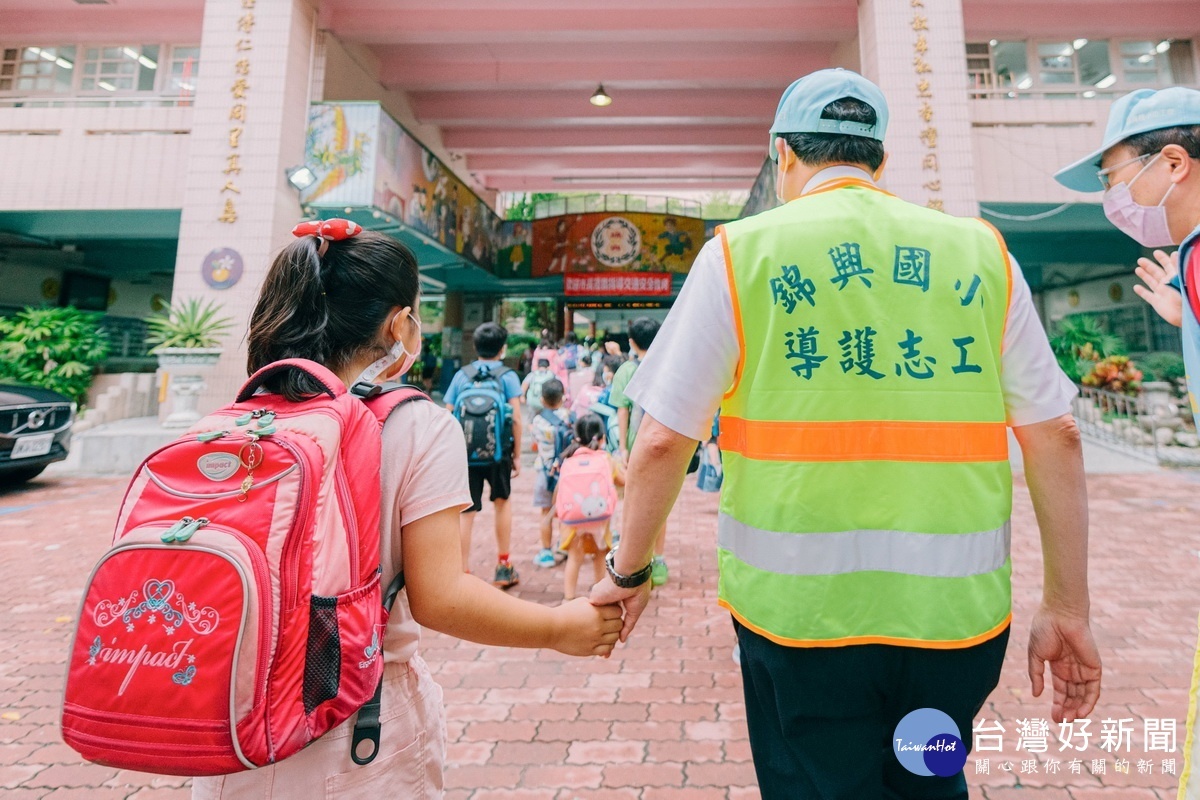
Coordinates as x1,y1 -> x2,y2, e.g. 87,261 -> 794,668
156,348 -> 223,428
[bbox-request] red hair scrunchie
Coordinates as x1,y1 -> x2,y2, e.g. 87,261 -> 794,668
291,218 -> 362,256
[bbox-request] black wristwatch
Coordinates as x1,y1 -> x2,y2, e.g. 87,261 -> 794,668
605,548 -> 653,589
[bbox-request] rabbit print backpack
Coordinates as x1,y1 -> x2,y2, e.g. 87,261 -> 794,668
555,447 -> 617,527
61,359 -> 426,776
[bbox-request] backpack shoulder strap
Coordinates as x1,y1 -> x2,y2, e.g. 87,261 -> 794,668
463,365 -> 480,381
540,408 -> 571,430
359,384 -> 431,426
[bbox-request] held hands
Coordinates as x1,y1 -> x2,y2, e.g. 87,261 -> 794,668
1134,249 -> 1182,328
590,575 -> 652,643
552,598 -> 622,657
1027,605 -> 1102,723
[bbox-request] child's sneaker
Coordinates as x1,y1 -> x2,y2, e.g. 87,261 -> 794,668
493,561 -> 520,589
650,556 -> 668,587
554,548 -> 568,565
534,548 -> 557,568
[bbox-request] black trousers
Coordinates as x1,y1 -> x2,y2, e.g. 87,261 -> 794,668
735,619 -> 1009,800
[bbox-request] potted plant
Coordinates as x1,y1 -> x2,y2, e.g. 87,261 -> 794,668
145,298 -> 234,367
145,298 -> 233,428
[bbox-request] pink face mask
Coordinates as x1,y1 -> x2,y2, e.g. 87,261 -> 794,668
1102,153 -> 1177,248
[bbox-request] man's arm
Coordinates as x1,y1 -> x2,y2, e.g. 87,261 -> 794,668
1012,413 -> 1101,722
591,415 -> 696,640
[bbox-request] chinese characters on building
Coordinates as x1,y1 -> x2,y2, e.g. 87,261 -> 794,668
219,0 -> 257,223
972,717 -> 1178,777
563,273 -> 673,297
910,0 -> 943,212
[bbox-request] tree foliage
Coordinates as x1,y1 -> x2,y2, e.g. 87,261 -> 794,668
0,307 -> 110,406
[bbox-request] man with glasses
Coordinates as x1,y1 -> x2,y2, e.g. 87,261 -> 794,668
1057,86 -> 1200,796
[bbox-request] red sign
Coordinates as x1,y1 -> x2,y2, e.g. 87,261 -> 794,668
563,273 -> 673,297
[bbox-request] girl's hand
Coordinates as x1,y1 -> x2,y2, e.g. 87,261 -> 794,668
1133,249 -> 1182,328
551,598 -> 622,657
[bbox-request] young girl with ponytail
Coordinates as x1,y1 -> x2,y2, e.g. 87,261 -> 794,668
555,413 -> 625,601
194,221 -> 621,799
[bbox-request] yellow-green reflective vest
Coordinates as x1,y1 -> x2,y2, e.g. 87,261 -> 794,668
716,178 -> 1014,649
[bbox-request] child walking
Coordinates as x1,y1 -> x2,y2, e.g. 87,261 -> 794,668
530,378 -> 574,567
555,414 -> 625,601
193,221 -> 621,800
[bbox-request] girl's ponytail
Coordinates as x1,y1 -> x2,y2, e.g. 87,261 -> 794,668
246,237 -> 333,400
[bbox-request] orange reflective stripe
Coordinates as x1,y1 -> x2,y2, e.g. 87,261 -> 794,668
719,599 -> 1012,649
718,417 -> 1008,463
978,218 -> 1014,353
718,226 -> 746,400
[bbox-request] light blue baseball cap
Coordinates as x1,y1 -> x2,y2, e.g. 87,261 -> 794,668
1054,86 -> 1200,192
769,68 -> 889,161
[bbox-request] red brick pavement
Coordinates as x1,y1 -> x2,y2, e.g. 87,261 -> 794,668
0,463 -> 1198,798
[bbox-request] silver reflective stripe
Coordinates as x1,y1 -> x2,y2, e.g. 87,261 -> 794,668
717,514 -> 1010,578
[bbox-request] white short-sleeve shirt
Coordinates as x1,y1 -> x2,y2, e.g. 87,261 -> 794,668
626,168 -> 1078,441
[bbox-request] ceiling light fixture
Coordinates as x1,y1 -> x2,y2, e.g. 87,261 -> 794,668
589,84 -> 612,107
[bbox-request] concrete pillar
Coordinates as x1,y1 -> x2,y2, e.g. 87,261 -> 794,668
858,0 -> 978,217
167,0 -> 317,415
441,291 -> 466,389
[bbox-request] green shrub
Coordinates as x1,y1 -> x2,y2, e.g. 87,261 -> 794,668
1049,315 -> 1125,382
507,332 -> 539,353
1140,351 -> 1187,383
0,307 -> 110,406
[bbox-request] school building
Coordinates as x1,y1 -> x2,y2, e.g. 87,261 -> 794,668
1,0 -> 1197,415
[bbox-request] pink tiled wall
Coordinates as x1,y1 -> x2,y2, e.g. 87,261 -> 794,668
0,105 -> 192,210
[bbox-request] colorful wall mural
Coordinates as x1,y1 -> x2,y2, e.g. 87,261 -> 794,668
301,102 -> 502,272
301,103 -> 713,282
529,212 -> 704,278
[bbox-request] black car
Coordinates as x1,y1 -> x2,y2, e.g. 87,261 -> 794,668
0,384 -> 75,483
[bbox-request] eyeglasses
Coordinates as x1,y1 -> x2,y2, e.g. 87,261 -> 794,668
1097,153 -> 1154,190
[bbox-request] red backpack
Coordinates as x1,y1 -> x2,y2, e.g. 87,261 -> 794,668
61,359 -> 425,776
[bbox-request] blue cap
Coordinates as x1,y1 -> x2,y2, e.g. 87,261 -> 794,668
1054,86 -> 1200,192
769,68 -> 889,161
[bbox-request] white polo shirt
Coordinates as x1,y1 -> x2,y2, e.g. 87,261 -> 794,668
626,167 -> 1079,441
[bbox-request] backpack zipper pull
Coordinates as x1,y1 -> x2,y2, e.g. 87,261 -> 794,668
160,516 -> 194,543
235,412 -> 254,426
196,430 -> 228,443
174,517 -> 208,543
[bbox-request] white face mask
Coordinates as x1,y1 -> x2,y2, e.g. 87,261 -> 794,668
352,313 -> 421,385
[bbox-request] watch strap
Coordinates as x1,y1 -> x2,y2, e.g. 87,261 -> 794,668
606,548 -> 653,588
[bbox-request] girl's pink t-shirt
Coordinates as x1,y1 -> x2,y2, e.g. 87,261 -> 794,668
379,398 -> 473,664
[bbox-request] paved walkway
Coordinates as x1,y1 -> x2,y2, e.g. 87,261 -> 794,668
0,443 -> 1197,798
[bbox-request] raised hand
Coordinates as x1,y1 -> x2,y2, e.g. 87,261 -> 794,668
1133,249 -> 1182,327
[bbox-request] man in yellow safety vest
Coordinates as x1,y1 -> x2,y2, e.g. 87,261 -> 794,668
591,68 -> 1102,799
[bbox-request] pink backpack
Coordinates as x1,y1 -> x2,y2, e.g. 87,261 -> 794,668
555,447 -> 617,526
61,359 -> 426,776
533,346 -> 570,399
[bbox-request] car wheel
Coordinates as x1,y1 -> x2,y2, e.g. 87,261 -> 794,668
3,465 -> 46,484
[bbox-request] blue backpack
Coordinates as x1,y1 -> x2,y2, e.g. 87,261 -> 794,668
538,408 -> 577,479
453,364 -> 514,466
589,388 -> 621,456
